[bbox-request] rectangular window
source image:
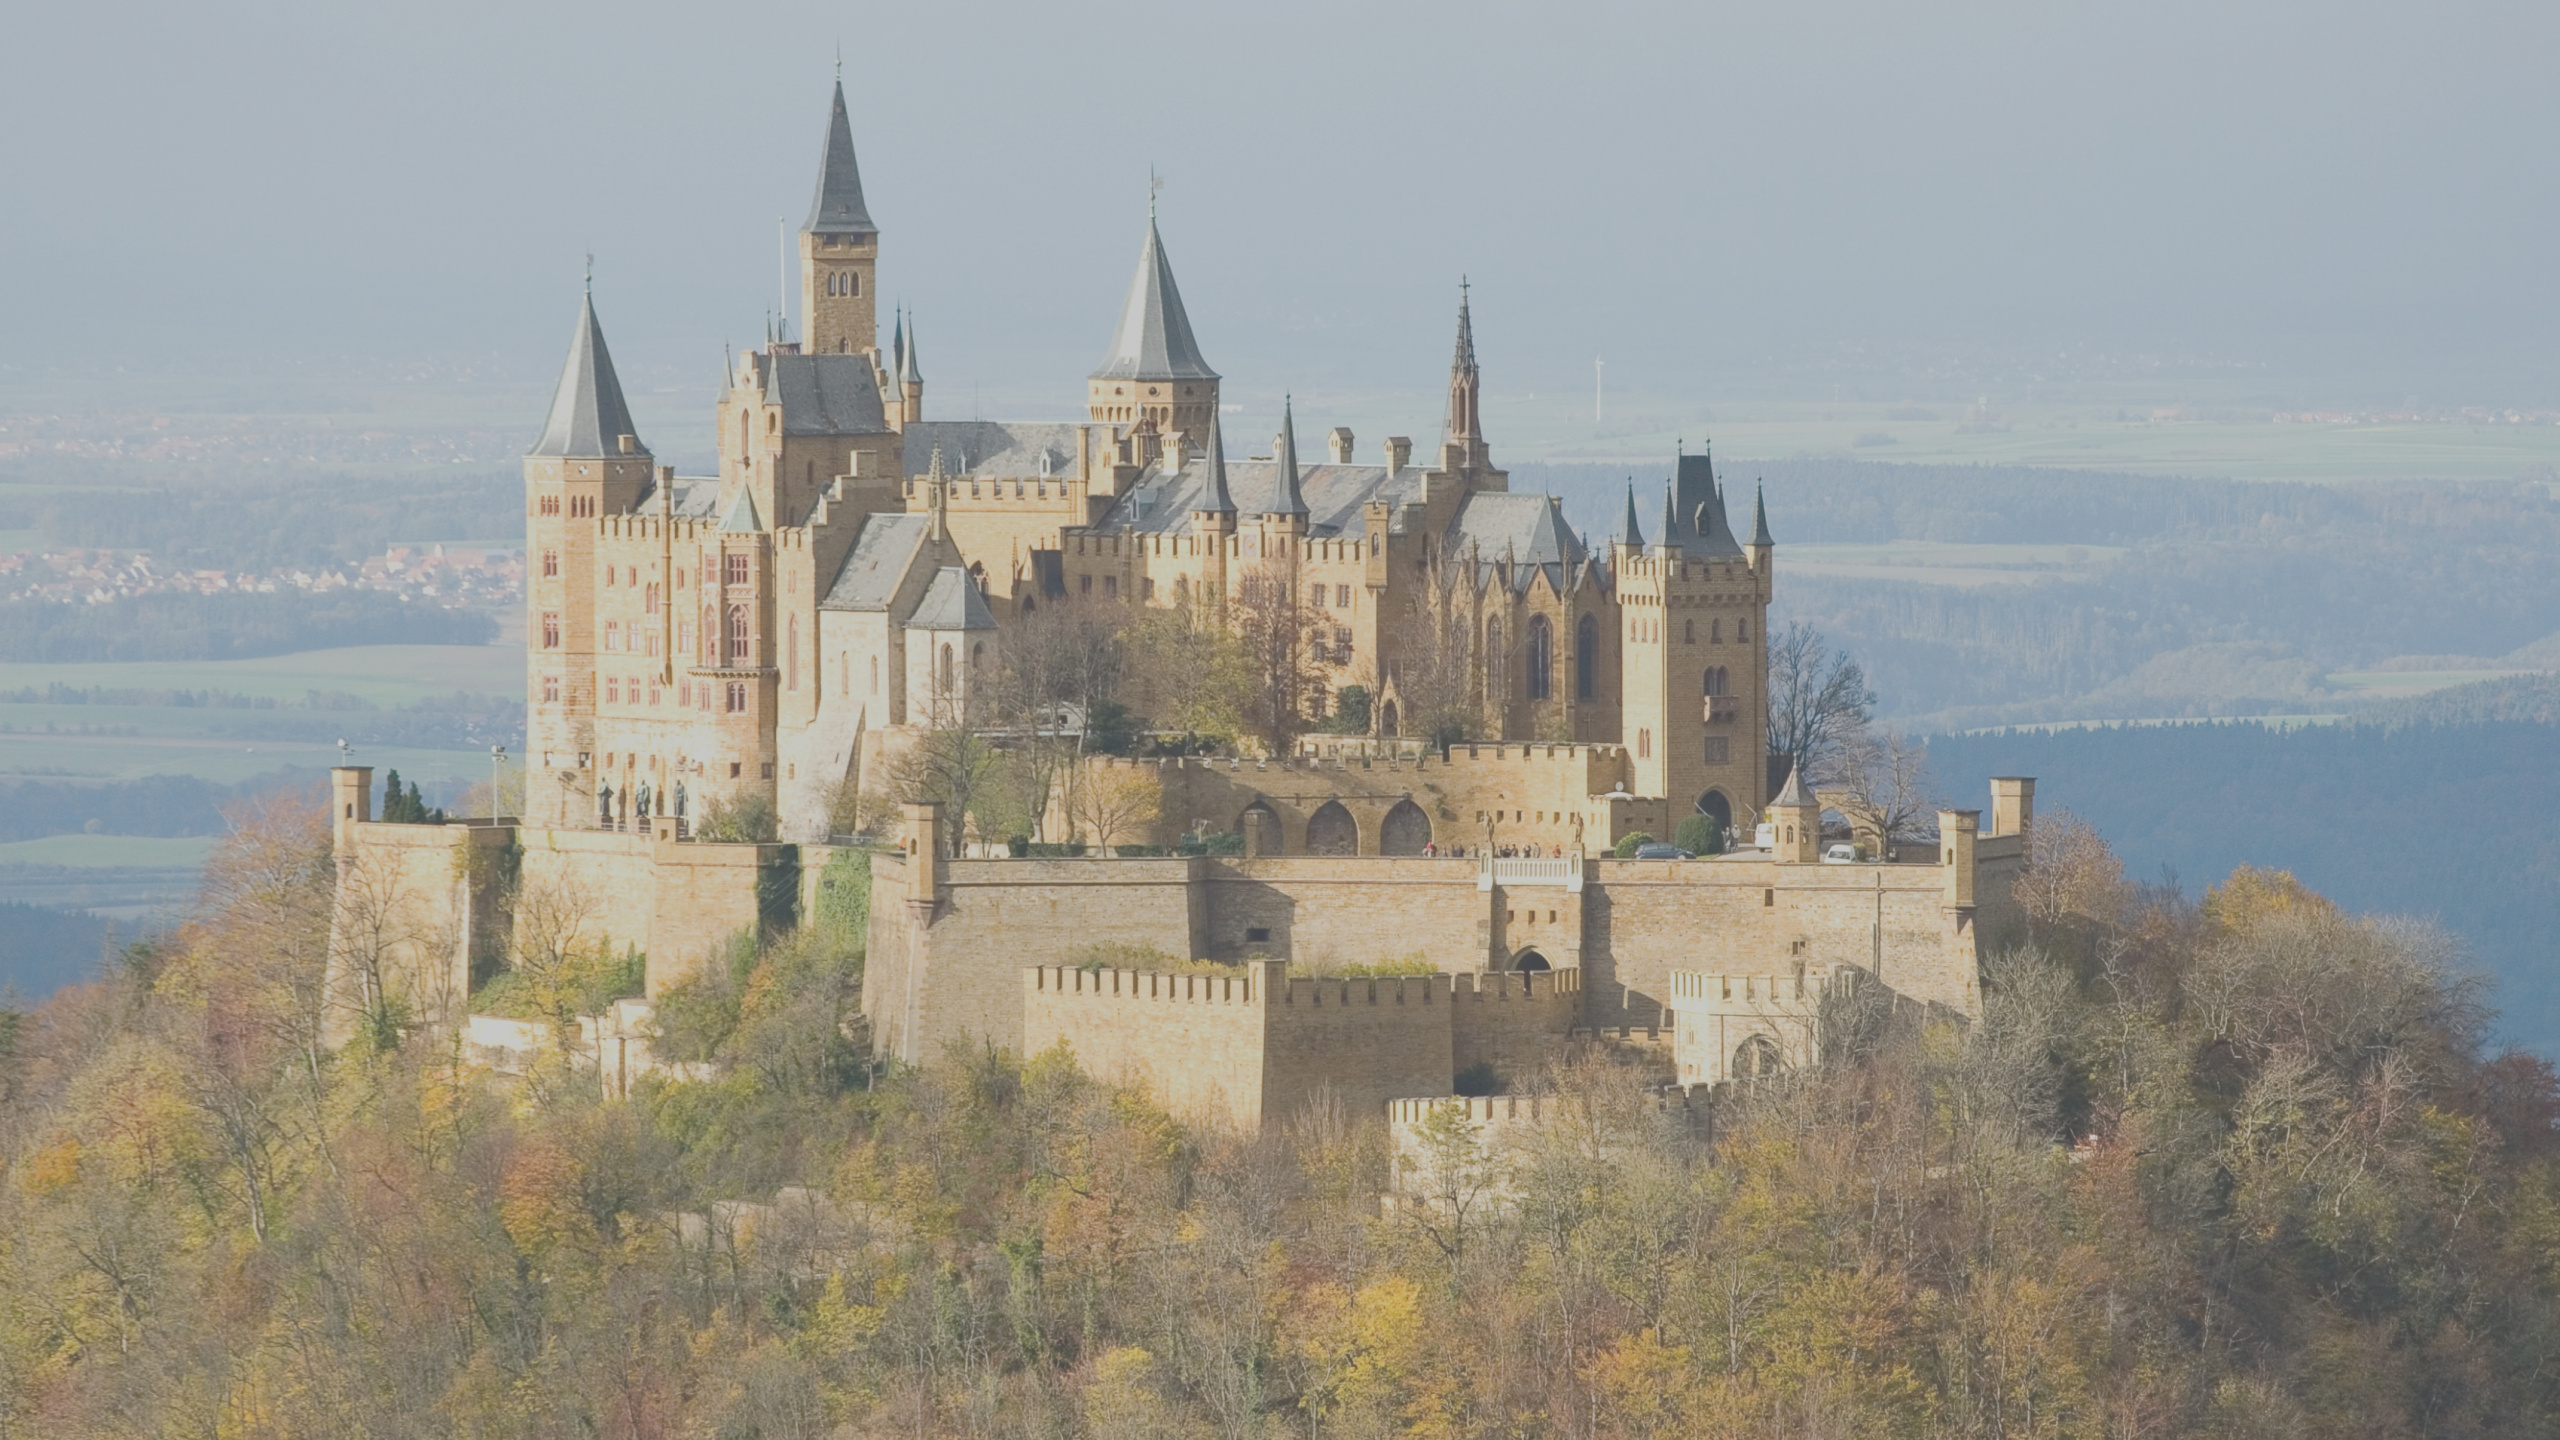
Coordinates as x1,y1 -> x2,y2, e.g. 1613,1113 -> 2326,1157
761,762 -> 775,779
604,567 -> 615,588
726,681 -> 748,713
1333,626 -> 1353,662
1311,582 -> 1328,608
644,583 -> 660,616
1104,575 -> 1118,599
730,762 -> 742,778
603,620 -> 619,652
677,621 -> 692,654
1337,584 -> 1351,608
678,680 -> 692,707
725,553 -> 749,587
606,676 -> 620,703
646,633 -> 660,658
541,674 -> 560,703
1703,736 -> 1731,764
1143,578 -> 1155,600
541,549 -> 559,577
1080,574 -> 1092,595
540,612 -> 560,648
647,679 -> 660,706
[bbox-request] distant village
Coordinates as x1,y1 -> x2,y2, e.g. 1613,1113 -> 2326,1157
0,542 -> 523,607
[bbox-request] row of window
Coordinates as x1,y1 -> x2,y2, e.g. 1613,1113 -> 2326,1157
545,674 -> 753,715
1629,731 -> 1736,763
821,270 -> 861,297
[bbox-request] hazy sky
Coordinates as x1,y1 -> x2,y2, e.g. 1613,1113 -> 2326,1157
6,0 -> 2557,412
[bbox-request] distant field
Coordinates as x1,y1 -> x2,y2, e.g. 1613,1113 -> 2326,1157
1784,541 -> 2128,588
0,731 -> 492,785
0,834 -> 219,868
2324,668 -> 2545,700
0,641 -> 522,705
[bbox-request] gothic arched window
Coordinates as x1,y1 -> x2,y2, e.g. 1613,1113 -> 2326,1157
728,605 -> 749,664
1526,615 -> 1553,701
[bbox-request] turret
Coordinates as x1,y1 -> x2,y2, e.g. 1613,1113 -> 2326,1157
1087,201 -> 1220,437
897,309 -> 923,424
1262,396 -> 1309,535
1745,480 -> 1773,576
1770,765 -> 1819,864
798,76 -> 880,358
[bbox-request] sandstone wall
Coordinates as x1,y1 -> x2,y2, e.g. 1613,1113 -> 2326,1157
1021,963 -> 1272,1129
1263,973 -> 1455,1127
1448,968 -> 1582,1083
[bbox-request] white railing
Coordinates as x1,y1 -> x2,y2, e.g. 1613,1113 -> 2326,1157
1478,855 -> 1585,892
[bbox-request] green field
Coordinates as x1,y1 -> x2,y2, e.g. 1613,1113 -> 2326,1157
0,834 -> 219,869
0,642 -> 522,705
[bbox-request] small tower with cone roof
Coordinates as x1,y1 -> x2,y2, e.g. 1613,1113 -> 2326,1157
799,75 -> 880,358
1088,197 -> 1219,440
1770,764 -> 1820,864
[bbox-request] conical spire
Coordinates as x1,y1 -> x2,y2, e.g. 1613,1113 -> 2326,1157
898,311 -> 922,384
1092,210 -> 1218,381
1751,482 -> 1773,548
1268,396 -> 1308,516
529,290 -> 644,458
1196,411 -> 1234,515
1774,763 -> 1812,809
890,308 -> 906,382
1621,480 -> 1645,548
802,80 -> 877,236
1659,481 -> 1678,551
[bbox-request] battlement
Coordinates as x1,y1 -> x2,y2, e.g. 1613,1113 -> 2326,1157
906,475 -> 1084,508
1666,965 -> 1851,1007
1027,963 -> 1270,1007
1386,1093 -> 1558,1126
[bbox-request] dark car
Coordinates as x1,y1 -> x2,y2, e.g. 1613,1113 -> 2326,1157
1631,842 -> 1694,860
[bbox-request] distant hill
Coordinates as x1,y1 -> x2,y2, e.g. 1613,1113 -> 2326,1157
1930,683 -> 2560,1050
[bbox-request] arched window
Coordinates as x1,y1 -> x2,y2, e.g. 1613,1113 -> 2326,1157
870,654 -> 880,693
1526,615 -> 1553,701
786,617 -> 799,691
938,643 -> 954,693
1733,1034 -> 1783,1081
1486,619 -> 1504,700
1380,798 -> 1432,855
1684,618 -> 1694,644
728,605 -> 749,664
1576,613 -> 1598,699
1305,801 -> 1357,856
1712,618 -> 1723,643
1704,666 -> 1730,697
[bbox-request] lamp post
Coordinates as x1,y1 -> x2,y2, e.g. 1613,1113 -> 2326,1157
490,745 -> 507,822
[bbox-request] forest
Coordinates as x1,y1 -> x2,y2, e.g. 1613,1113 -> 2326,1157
3,797 -> 2559,1438
26,470 -> 522,573
0,592 -> 497,663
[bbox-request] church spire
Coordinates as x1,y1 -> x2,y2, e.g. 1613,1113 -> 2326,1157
802,78 -> 876,236
1444,277 -> 1481,444
890,307 -> 905,381
528,288 -> 643,459
1092,209 -> 1217,383
1269,396 -> 1308,517
898,311 -> 922,385
1621,480 -> 1645,549
1659,480 -> 1678,552
1751,481 -> 1773,548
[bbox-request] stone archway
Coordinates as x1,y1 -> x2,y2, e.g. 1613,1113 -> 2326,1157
1733,1033 -> 1782,1080
1239,801 -> 1282,857
1380,798 -> 1432,856
1304,800 -> 1357,856
1513,948 -> 1552,973
1696,790 -> 1732,830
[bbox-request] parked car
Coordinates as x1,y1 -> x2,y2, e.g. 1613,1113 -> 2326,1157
1823,843 -> 1858,863
1633,842 -> 1695,860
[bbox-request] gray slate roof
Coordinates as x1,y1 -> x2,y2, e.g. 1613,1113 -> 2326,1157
1091,215 -> 1217,382
1773,764 -> 1812,809
909,566 -> 997,631
638,475 -> 722,519
1657,452 -> 1745,561
899,420 -> 1087,479
803,81 -> 877,236
753,353 -> 892,437
1091,456 -> 1424,539
528,294 -> 645,459
720,489 -> 763,533
820,513 -> 932,611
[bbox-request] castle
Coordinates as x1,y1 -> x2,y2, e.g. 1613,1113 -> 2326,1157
328,81 -> 2038,1134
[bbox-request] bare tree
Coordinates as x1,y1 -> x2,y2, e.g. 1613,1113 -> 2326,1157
1071,764 -> 1163,851
1830,726 -> 1943,850
1765,621 -> 1875,784
1122,596 -> 1251,745
867,725 -> 1005,854
1378,556 -> 1479,748
1232,558 -> 1323,756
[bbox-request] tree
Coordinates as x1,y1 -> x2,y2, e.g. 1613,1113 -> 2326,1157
866,725 -> 1004,854
1122,594 -> 1252,745
1830,725 -> 1941,850
1765,621 -> 1875,784
1069,764 -> 1162,851
1376,557 -> 1480,748
1231,558 -> 1324,756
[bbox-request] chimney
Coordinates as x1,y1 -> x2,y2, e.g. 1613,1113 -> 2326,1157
1990,778 -> 2035,842
1328,427 -> 1355,464
1384,436 -> 1412,472
617,434 -> 637,455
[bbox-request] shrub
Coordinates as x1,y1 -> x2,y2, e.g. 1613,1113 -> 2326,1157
1674,814 -> 1725,855
1453,1061 -> 1502,1096
1612,831 -> 1654,859
1025,841 -> 1089,858
695,791 -> 778,843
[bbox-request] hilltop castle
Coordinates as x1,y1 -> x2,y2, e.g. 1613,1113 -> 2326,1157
328,82 -> 2037,1131
525,78 -> 1776,851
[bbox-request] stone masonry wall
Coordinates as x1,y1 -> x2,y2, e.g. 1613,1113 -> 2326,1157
1021,963 -> 1275,1130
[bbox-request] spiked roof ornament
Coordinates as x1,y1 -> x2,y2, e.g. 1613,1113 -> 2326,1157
1751,482 -> 1774,548
1621,480 -> 1645,548
803,80 -> 877,236
529,290 -> 644,459
898,311 -> 922,385
1092,208 -> 1217,382
1267,396 -> 1308,516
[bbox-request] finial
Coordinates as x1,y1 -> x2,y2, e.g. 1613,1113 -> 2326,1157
834,44 -> 842,83
1149,165 -> 1162,221
1460,274 -> 1470,302
583,253 -> 593,294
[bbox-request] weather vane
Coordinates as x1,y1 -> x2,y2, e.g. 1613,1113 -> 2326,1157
1149,166 -> 1162,219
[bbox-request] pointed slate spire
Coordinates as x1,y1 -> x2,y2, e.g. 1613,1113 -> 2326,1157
1621,480 -> 1645,549
1196,410 -> 1234,515
720,487 -> 763,533
1751,482 -> 1774,548
1268,396 -> 1308,516
1773,763 -> 1812,809
802,80 -> 877,236
898,310 -> 922,385
1659,480 -> 1678,551
1092,209 -> 1218,381
890,308 -> 906,383
529,289 -> 644,458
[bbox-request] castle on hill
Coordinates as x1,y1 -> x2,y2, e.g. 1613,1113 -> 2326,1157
525,77 -> 1777,853
327,81 -> 2040,1131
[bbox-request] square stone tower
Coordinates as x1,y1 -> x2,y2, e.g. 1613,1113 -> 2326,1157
1615,453 -> 1773,834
